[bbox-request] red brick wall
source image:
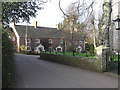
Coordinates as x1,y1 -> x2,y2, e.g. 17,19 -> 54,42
15,36 -> 85,52
9,28 -> 85,52
74,40 -> 85,50
49,38 -> 63,49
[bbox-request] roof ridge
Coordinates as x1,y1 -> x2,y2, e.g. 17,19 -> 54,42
15,25 -> 57,29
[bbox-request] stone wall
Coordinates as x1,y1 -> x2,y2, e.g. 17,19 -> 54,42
40,53 -> 103,72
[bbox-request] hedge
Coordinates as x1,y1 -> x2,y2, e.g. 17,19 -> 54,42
40,53 -> 102,72
2,32 -> 15,88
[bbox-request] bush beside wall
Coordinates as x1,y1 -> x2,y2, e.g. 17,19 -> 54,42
40,53 -> 102,72
2,32 -> 15,88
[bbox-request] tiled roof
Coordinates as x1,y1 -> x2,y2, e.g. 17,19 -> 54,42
14,25 -> 84,40
15,25 -> 63,38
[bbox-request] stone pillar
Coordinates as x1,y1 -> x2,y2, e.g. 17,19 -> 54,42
102,48 -> 110,71
96,46 -> 110,71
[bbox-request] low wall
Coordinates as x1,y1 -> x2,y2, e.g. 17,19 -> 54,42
40,53 -> 102,72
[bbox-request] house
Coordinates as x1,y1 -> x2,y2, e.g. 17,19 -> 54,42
9,21 -> 85,53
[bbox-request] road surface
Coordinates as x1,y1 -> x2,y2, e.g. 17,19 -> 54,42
14,53 -> 118,88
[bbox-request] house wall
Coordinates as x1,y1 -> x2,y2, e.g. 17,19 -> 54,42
10,24 -> 20,52
9,28 -> 17,50
109,0 -> 120,51
74,40 -> 85,50
49,38 -> 63,49
9,27 -> 85,52
18,37 -> 63,52
65,40 -> 85,51
9,31 -> 85,52
20,37 -> 25,46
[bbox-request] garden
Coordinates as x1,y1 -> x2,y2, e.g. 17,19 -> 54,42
44,51 -> 96,57
43,43 -> 96,57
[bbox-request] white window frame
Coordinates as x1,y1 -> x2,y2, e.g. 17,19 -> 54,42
80,41 -> 82,44
36,39 -> 40,43
27,46 -> 31,51
60,39 -> 63,44
49,39 -> 53,44
27,38 -> 31,43
34,47 -> 37,51
49,47 -> 52,51
12,36 -> 15,41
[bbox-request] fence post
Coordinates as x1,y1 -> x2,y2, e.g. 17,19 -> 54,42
73,50 -> 75,56
86,51 -> 88,57
63,50 -> 65,55
106,53 -> 108,71
56,51 -> 57,55
118,51 -> 120,75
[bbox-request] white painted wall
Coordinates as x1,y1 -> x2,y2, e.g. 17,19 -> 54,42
10,22 -> 20,52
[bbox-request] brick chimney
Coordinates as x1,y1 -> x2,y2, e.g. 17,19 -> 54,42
56,24 -> 60,29
56,24 -> 58,29
33,21 -> 37,28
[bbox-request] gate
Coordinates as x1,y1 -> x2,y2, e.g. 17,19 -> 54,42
106,51 -> 120,75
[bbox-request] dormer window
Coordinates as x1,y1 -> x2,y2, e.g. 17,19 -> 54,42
49,39 -> 53,44
36,39 -> 40,43
27,38 -> 31,43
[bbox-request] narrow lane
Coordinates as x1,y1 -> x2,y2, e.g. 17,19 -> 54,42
14,53 -> 118,88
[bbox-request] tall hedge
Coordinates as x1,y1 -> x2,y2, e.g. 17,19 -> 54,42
2,31 -> 14,88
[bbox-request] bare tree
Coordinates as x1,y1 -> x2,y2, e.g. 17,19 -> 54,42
90,12 -> 97,48
59,0 -> 95,23
59,0 -> 96,50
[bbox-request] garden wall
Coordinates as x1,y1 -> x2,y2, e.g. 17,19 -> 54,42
40,53 -> 103,72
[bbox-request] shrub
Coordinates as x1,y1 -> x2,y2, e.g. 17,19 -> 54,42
85,43 -> 90,51
20,45 -> 26,53
89,44 -> 95,56
81,51 -> 86,53
85,43 -> 95,56
2,31 -> 15,88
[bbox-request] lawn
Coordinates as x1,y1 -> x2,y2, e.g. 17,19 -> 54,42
110,54 -> 119,61
45,51 -> 96,57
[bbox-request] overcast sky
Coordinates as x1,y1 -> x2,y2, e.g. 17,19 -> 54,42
17,0 -> 103,28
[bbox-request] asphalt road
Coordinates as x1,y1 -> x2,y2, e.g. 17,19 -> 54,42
14,53 -> 118,88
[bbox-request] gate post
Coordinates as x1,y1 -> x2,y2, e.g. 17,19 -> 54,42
118,51 -> 120,75
102,48 -> 109,72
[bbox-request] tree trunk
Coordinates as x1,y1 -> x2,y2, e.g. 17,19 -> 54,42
92,23 -> 96,49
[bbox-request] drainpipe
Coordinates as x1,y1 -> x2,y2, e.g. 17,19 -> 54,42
84,40 -> 85,51
25,23 -> 28,52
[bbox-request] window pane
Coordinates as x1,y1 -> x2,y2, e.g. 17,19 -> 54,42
80,41 -> 82,44
12,37 -> 15,41
49,39 -> 52,43
36,39 -> 40,43
60,39 -> 63,43
27,38 -> 30,43
27,46 -> 30,50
